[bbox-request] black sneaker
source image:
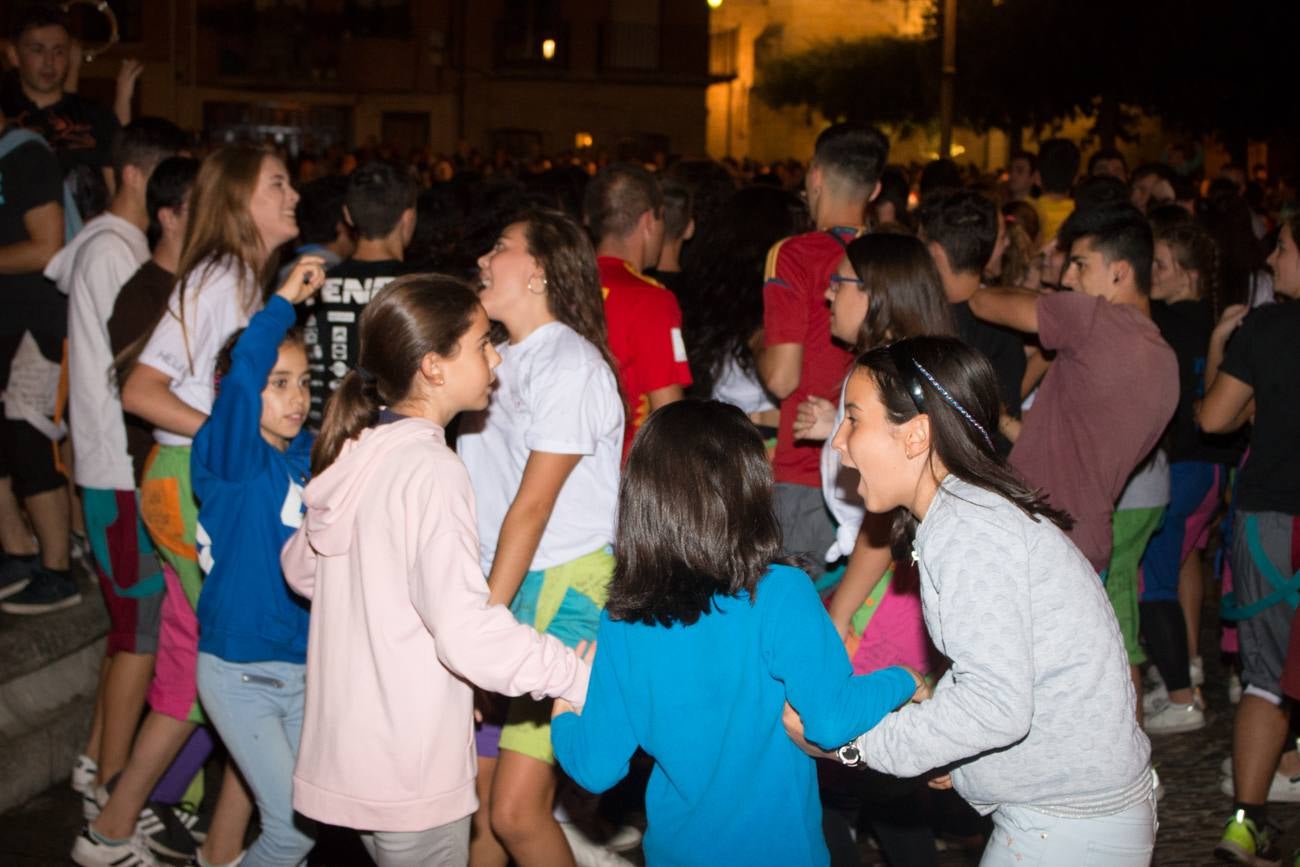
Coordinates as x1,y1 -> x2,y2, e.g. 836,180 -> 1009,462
137,801 -> 198,860
0,554 -> 35,601
0,566 -> 82,614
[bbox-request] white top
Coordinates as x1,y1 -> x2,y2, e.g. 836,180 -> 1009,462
711,356 -> 776,417
820,381 -> 865,562
137,256 -> 256,446
48,213 -> 149,489
457,322 -> 624,573
1115,447 -> 1170,511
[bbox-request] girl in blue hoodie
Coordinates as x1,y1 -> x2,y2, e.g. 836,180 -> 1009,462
192,272 -> 321,867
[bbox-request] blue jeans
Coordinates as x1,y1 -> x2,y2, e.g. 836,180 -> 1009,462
980,793 -> 1157,866
196,653 -> 316,866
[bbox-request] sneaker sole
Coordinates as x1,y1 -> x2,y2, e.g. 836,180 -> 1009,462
0,578 -> 31,601
1214,839 -> 1281,866
1,592 -> 83,614
1145,718 -> 1208,735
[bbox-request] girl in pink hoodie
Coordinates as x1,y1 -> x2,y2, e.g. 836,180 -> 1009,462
281,275 -> 591,867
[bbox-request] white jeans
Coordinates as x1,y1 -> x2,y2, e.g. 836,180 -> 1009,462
359,817 -> 471,867
980,794 -> 1157,867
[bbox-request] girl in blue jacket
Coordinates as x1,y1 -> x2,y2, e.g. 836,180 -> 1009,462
550,400 -> 924,867
192,271 -> 320,867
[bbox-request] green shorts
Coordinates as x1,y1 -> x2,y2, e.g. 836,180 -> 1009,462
1104,506 -> 1165,666
498,546 -> 614,764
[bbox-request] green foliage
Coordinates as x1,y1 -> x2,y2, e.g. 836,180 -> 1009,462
752,0 -> 1294,143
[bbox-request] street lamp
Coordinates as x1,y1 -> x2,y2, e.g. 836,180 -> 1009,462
542,38 -> 557,60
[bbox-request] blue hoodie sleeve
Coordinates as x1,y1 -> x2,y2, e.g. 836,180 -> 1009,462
760,567 -> 916,750
551,614 -> 639,794
193,296 -> 296,488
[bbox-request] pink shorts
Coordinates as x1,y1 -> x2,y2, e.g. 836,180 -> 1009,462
146,564 -> 203,723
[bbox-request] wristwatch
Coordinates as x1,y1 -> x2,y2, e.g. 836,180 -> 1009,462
836,740 -> 863,767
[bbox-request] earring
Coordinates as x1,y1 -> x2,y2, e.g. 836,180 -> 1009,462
527,275 -> 548,295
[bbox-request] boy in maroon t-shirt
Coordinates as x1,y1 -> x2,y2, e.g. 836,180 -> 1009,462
970,202 -> 1178,574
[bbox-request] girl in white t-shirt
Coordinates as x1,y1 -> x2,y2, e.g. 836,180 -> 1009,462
79,147 -> 323,867
457,208 -> 623,867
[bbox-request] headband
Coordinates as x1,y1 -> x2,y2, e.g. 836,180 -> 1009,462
886,343 -> 996,452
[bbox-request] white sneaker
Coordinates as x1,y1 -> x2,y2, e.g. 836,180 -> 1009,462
1143,700 -> 1206,735
71,754 -> 98,796
1142,683 -> 1169,715
559,822 -> 636,866
1218,769 -> 1300,803
1190,655 -> 1204,688
71,826 -> 160,867
82,786 -> 105,822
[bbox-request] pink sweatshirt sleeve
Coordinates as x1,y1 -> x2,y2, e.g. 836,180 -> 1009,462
280,526 -> 318,600
408,467 -> 591,706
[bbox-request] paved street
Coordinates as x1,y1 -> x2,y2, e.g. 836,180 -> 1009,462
4,595 -> 1298,866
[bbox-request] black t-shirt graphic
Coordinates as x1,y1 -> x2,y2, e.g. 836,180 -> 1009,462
303,258 -> 410,426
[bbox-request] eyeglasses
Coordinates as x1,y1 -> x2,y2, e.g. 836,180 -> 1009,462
828,274 -> 864,293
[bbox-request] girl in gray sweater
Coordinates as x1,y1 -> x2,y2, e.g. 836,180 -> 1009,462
812,336 -> 1156,866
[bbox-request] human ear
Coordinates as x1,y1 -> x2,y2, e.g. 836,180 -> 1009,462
420,352 -> 445,388
903,414 -> 931,460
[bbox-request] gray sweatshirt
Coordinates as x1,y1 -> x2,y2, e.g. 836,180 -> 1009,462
853,476 -> 1152,818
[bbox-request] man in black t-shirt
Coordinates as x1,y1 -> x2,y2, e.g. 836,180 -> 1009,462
0,101 -> 75,609
303,161 -> 417,425
2,5 -> 120,194
918,188 -> 1026,453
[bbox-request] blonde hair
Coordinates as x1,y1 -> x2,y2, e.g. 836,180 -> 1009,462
115,146 -> 281,383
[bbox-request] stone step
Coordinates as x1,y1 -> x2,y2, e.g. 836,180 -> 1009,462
0,567 -> 106,813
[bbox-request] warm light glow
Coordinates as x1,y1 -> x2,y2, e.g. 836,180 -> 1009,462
707,0 -> 723,7
575,131 -> 594,149
541,38 -> 557,60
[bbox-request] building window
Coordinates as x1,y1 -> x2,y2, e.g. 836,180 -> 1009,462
709,27 -> 738,79
600,0 -> 660,72
495,0 -> 568,70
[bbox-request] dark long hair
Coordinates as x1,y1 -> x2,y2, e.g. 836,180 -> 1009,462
606,400 -> 789,627
844,233 -> 954,353
516,208 -> 622,389
1201,191 -> 1266,308
854,336 -> 1072,556
1156,221 -> 1223,316
679,186 -> 808,396
311,275 -> 480,474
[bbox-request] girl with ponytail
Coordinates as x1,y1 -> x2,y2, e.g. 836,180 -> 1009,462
456,209 -> 624,867
282,275 -> 591,866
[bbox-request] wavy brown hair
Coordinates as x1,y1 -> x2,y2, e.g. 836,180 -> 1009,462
312,275 -> 481,474
515,208 -> 622,391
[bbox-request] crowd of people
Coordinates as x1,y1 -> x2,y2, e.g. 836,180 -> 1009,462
3,4 -> 1300,867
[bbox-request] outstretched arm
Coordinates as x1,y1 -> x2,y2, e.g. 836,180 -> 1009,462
969,287 -> 1040,335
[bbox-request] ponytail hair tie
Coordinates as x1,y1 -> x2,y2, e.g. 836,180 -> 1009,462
355,365 -> 377,385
